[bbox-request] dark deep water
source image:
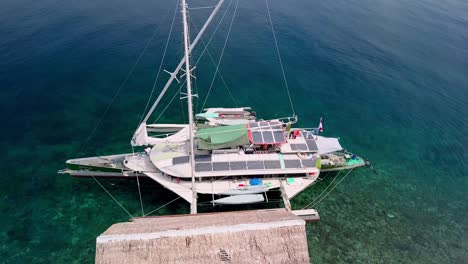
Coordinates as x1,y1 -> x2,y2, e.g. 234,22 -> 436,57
1,0 -> 467,262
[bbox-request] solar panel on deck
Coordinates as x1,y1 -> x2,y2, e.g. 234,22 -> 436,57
195,163 -> 212,172
249,122 -> 259,128
304,131 -> 314,139
252,131 -> 263,142
273,131 -> 285,142
284,159 -> 302,168
290,144 -> 308,151
305,139 -> 318,151
247,161 -> 264,170
262,131 -> 274,142
301,159 -> 316,168
264,160 -> 281,169
195,155 -> 211,162
173,156 -> 189,165
230,161 -> 247,170
260,121 -> 269,127
213,162 -> 230,171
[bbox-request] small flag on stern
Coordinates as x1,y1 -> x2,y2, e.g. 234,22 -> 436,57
318,117 -> 323,133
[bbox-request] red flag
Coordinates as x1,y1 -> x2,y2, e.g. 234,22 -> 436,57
318,117 -> 323,133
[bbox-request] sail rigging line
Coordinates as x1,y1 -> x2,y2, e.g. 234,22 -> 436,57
135,172 -> 145,216
130,145 -> 145,216
77,21 -> 163,155
143,196 -> 181,216
189,17 -> 238,107
154,85 -> 184,123
75,19 -> 166,220
189,5 -> 217,10
151,1 -> 235,124
136,0 -> 181,128
138,0 -> 227,127
301,170 -> 343,210
310,168 -> 355,208
200,0 -> 240,112
91,176 -> 134,218
303,168 -> 355,209
265,0 -> 295,116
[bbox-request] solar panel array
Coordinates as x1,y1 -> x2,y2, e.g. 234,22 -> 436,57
289,139 -> 318,152
249,121 -> 285,144
194,158 -> 317,172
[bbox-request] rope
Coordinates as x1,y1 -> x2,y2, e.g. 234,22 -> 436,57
75,21 -> 167,219
265,0 -> 295,116
189,5 -> 216,10
303,168 -> 355,209
151,0 -> 234,124
135,173 -> 145,216
91,176 -> 134,218
154,86 -> 183,123
77,20 -> 162,155
200,0 -> 239,111
301,170 -> 342,210
137,0 -> 180,127
144,196 -> 181,216
190,18 -> 238,107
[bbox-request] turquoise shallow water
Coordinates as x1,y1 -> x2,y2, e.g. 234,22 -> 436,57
1,0 -> 467,262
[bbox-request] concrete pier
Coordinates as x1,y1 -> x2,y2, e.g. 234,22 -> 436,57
96,209 -> 313,264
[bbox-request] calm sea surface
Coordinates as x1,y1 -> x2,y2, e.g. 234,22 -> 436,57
1,0 -> 467,262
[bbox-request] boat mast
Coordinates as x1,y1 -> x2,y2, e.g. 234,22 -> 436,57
134,0 -> 225,133
181,0 -> 197,214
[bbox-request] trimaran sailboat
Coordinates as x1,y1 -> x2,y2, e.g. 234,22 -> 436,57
60,0 -> 368,214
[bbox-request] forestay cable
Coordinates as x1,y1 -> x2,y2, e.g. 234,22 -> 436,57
265,0 -> 295,116
144,197 -> 181,216
77,21 -> 162,155
137,0 -> 180,127
91,176 -> 134,218
152,0 -> 235,124
190,17 -> 237,107
200,0 -> 239,111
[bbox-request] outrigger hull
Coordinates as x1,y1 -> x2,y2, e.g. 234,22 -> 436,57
320,151 -> 368,172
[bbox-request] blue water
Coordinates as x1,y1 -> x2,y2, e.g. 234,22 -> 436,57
1,0 -> 467,262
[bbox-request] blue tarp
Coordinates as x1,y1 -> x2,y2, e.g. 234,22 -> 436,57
250,178 -> 262,186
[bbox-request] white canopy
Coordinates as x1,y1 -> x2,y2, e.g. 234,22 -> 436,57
315,136 -> 343,154
131,123 -> 189,146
